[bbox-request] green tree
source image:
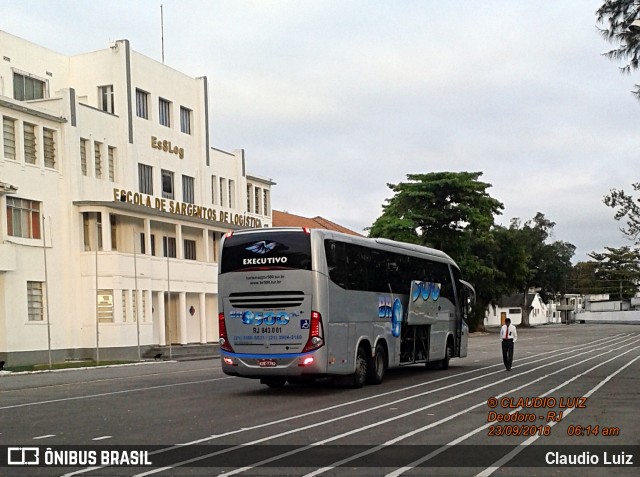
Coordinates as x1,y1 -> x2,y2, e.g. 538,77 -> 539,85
596,0 -> 640,98
369,173 -> 576,330
368,172 -> 504,330
568,261 -> 604,295
368,171 -> 503,254
588,246 -> 640,299
496,214 -> 575,325
603,182 -> 640,244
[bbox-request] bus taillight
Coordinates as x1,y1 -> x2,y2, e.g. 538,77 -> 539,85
302,310 -> 324,353
218,312 -> 234,352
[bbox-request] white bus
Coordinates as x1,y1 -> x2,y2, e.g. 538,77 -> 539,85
218,227 -> 475,388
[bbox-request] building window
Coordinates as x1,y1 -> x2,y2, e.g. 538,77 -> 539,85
99,85 -> 114,114
43,128 -> 56,168
27,281 -> 44,321
180,106 -> 192,134
211,176 -> 217,205
141,233 -> 156,256
110,214 -> 117,251
211,232 -> 220,263
159,98 -> 171,127
263,189 -> 270,216
139,233 -> 145,254
81,212 -> 105,252
108,146 -> 115,181
83,213 -> 91,251
247,184 -> 252,213
228,179 -> 235,208
219,178 -> 226,207
254,187 -> 261,215
136,89 -> 149,119
122,290 -> 127,322
138,164 -> 153,195
24,122 -> 37,164
13,72 -> 46,101
94,142 -> 103,178
132,290 -> 138,322
182,175 -> 194,204
184,239 -> 196,260
97,290 -> 114,323
7,197 -> 41,239
3,116 -> 16,160
80,138 -> 88,175
97,213 -> 103,251
163,236 -> 176,258
162,169 -> 174,199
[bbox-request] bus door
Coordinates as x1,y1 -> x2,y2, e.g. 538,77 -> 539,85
458,280 -> 475,358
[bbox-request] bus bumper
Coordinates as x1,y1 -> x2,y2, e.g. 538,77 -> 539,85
220,349 -> 327,378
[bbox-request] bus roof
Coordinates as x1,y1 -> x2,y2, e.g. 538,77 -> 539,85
227,227 -> 457,266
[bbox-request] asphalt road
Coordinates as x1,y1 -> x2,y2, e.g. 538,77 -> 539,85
1,323 -> 639,477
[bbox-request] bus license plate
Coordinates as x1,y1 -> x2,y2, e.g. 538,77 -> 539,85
258,359 -> 277,367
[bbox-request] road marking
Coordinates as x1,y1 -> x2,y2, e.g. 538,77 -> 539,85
33,434 -> 55,439
91,436 -> 112,441
0,366 -> 227,394
0,376 -> 231,411
56,332 -> 629,477
476,351 -> 640,477
232,339 -> 640,477
66,334 -> 604,477
136,335 -> 639,477
387,341 -> 640,476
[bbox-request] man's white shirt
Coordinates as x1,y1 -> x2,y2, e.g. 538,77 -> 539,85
500,324 -> 518,342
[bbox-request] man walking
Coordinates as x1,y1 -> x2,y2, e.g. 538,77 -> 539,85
500,318 -> 517,371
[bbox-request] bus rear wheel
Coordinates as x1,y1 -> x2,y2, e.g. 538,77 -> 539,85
348,345 -> 368,388
366,343 -> 386,385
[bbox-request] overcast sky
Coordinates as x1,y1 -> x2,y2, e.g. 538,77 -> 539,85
3,0 -> 640,262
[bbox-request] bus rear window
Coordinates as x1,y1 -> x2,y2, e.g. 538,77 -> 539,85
220,231 -> 312,273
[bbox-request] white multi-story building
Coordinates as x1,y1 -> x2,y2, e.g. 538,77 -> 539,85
0,30 -> 274,365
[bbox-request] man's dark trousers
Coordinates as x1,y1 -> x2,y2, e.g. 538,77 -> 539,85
502,339 -> 514,370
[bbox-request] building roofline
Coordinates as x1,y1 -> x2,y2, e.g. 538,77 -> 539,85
0,97 -> 67,123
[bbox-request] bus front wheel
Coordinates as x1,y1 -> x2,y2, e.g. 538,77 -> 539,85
440,341 -> 453,370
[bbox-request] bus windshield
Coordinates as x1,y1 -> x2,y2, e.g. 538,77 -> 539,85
220,231 -> 313,273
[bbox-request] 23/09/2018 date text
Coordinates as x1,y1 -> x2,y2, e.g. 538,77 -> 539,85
487,424 -> 551,437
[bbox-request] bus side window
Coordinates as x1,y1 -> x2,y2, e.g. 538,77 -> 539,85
371,250 -> 388,293
325,240 -> 347,289
345,243 -> 371,291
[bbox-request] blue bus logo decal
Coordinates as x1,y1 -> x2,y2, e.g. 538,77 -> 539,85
411,281 -> 441,302
378,296 -> 402,337
228,310 -> 299,326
